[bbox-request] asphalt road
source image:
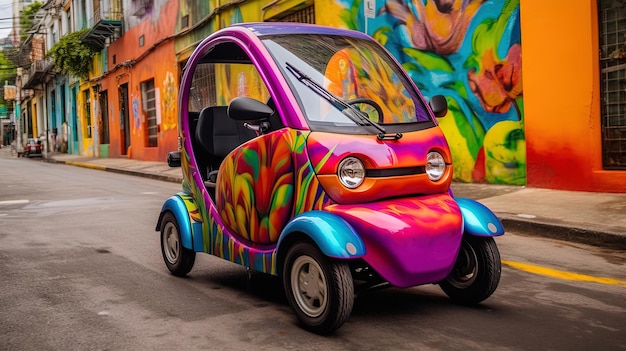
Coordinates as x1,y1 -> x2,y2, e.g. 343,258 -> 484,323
1,156 -> 625,351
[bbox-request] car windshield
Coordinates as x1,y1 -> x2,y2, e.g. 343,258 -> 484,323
261,34 -> 434,134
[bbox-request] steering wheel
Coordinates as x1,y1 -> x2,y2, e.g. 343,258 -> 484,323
346,98 -> 384,123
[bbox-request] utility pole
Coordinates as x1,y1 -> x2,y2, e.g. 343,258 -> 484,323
15,67 -> 22,153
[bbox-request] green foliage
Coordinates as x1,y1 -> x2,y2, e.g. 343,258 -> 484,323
0,52 -> 16,105
20,1 -> 43,41
47,29 -> 97,79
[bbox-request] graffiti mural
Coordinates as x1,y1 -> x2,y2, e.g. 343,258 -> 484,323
335,0 -> 524,184
162,71 -> 177,131
132,96 -> 141,132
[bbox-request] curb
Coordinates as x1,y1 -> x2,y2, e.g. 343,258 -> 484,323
499,215 -> 626,251
103,166 -> 184,184
46,157 -> 184,184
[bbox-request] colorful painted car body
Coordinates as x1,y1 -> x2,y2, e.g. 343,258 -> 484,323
157,23 -> 504,334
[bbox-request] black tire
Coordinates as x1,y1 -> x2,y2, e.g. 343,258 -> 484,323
283,242 -> 354,334
440,236 -> 501,305
160,212 -> 196,276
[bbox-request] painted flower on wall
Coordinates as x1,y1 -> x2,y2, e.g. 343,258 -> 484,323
339,0 -> 524,184
467,45 -> 522,114
379,0 -> 485,55
478,120 -> 525,184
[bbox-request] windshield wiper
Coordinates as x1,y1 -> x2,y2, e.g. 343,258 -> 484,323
286,62 -> 402,140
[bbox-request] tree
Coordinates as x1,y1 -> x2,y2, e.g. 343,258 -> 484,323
0,52 -> 16,105
47,29 -> 98,79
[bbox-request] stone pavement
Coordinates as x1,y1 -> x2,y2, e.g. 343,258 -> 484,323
2,147 -> 624,250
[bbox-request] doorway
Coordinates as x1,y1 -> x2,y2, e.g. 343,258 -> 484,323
119,83 -> 130,155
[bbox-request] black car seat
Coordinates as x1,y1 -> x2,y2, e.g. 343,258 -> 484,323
195,106 -> 257,193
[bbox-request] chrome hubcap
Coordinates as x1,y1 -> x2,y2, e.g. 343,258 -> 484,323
291,256 -> 328,318
163,222 -> 180,264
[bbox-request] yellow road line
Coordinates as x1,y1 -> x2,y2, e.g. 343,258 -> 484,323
502,260 -> 626,287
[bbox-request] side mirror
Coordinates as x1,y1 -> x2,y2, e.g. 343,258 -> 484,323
228,96 -> 274,121
429,95 -> 448,118
167,151 -> 181,167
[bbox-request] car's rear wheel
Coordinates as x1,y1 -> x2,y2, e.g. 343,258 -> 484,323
439,235 -> 501,304
283,242 -> 354,334
160,212 -> 195,276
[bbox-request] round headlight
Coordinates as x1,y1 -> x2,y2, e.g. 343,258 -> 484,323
338,157 -> 365,189
425,151 -> 446,181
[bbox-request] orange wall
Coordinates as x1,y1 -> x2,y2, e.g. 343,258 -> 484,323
521,0 -> 626,192
100,0 -> 179,162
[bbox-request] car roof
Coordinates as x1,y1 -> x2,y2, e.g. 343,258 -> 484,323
228,22 -> 372,40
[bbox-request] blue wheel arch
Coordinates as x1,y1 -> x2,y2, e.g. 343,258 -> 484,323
156,194 -> 195,250
277,211 -> 366,260
456,198 -> 505,236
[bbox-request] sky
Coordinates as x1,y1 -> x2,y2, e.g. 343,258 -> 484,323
0,0 -> 13,39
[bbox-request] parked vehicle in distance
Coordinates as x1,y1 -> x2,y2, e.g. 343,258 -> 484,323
24,138 -> 42,158
156,23 -> 505,334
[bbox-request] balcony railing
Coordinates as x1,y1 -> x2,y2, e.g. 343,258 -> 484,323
87,9 -> 123,28
22,58 -> 53,89
82,7 -> 124,50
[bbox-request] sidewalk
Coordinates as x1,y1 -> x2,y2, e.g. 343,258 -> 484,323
4,147 -> 624,250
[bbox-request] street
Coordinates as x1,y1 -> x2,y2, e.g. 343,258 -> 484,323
1,156 -> 625,351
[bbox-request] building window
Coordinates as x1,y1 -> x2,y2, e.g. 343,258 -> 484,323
83,89 -> 92,138
50,89 -> 56,130
599,1 -> 626,169
80,0 -> 87,29
181,14 -> 189,29
99,90 -> 110,144
270,5 -> 315,23
66,11 -> 72,34
141,79 -> 158,147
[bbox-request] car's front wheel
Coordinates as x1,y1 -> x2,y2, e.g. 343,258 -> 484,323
439,235 -> 501,304
283,242 -> 354,334
160,212 -> 195,276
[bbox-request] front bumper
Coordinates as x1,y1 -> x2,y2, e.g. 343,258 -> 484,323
326,193 -> 463,287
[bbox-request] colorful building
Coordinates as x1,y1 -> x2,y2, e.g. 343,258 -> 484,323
171,0 -> 625,193
91,0 -> 180,161
17,0 -> 626,193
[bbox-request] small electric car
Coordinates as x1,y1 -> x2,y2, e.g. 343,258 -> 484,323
157,23 -> 504,334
